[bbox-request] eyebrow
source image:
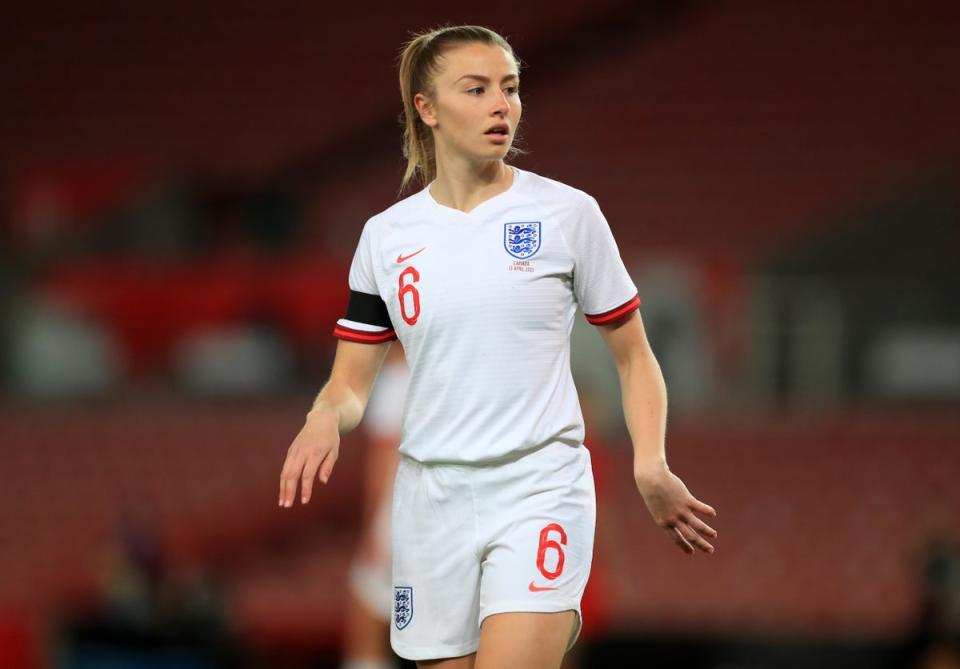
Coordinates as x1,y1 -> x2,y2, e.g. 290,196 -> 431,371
454,74 -> 520,84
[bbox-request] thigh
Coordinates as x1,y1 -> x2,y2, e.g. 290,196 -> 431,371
475,611 -> 577,669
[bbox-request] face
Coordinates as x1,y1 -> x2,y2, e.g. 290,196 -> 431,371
415,42 -> 522,165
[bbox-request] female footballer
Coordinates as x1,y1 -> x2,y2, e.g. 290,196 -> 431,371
278,25 -> 718,669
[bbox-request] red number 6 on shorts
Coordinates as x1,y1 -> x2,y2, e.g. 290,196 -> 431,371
536,523 -> 567,580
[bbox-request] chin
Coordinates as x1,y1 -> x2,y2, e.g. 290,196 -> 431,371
484,145 -> 513,160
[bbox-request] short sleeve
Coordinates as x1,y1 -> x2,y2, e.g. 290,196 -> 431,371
333,222 -> 397,344
347,222 -> 378,295
567,196 -> 640,326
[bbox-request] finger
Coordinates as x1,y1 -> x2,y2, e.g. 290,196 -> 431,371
686,514 -> 718,539
317,448 -> 339,485
282,472 -> 298,508
279,471 -> 290,507
279,475 -> 292,508
692,498 -> 717,517
279,457 -> 303,509
671,526 -> 694,555
300,454 -> 323,504
680,522 -> 715,554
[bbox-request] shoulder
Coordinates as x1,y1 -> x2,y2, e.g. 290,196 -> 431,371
515,168 -> 595,211
363,187 -> 432,237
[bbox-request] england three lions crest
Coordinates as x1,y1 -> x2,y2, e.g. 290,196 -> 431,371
504,222 -> 541,259
394,586 -> 413,630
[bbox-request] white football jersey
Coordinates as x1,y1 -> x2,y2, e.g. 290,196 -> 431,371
334,167 -> 639,464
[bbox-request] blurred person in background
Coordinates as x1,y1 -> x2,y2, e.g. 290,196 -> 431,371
342,345 -> 409,669
907,521 -> 960,669
62,510 -> 235,667
278,24 -> 717,669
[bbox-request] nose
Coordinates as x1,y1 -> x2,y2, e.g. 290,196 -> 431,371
491,89 -> 509,116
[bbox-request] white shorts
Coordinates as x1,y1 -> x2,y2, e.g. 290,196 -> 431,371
390,441 -> 596,661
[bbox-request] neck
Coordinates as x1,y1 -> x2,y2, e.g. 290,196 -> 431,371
429,151 -> 513,214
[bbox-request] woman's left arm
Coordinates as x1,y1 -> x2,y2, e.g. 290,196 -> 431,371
597,311 -> 718,555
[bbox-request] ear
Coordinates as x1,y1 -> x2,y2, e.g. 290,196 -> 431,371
414,92 -> 438,128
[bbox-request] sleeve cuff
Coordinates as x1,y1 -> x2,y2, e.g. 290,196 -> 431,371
584,294 -> 640,326
333,323 -> 397,344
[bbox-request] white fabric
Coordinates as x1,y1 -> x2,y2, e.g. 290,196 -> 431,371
339,167 -> 637,464
348,497 -> 394,621
349,359 -> 409,618
389,441 -> 595,661
338,318 -> 393,334
364,360 -> 411,438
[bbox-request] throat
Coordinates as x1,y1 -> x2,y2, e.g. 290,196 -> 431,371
429,164 -> 515,214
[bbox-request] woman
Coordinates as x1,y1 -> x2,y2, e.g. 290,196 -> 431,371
278,25 -> 718,669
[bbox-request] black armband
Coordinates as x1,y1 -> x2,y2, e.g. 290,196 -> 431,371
344,290 -> 393,329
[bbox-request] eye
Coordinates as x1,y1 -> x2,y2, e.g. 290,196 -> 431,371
504,85 -> 519,96
467,86 -> 485,96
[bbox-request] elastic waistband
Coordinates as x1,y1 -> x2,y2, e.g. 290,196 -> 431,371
399,439 -> 584,471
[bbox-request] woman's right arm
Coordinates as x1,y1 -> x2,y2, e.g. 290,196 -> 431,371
278,339 -> 392,508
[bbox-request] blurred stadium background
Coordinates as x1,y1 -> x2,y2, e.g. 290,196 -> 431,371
2,1 -> 959,667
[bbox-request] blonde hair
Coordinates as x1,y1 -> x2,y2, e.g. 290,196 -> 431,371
398,25 -> 522,192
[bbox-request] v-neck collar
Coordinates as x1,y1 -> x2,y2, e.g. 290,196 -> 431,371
425,166 -> 520,218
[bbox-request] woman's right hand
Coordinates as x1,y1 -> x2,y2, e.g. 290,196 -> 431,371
278,407 -> 341,508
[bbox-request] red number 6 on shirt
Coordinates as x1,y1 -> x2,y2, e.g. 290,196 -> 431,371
398,266 -> 420,325
536,523 -> 567,580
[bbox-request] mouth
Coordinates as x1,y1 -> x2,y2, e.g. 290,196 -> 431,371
484,123 -> 510,138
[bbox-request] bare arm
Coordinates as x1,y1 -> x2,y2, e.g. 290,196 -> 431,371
597,311 -> 718,555
278,339 -> 392,508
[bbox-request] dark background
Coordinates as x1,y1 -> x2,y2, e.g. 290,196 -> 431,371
1,1 -> 958,667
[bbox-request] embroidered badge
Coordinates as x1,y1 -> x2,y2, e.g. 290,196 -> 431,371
394,586 -> 413,630
504,222 -> 541,259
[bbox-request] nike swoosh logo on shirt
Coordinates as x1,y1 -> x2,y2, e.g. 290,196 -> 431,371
528,581 -> 559,592
396,247 -> 426,263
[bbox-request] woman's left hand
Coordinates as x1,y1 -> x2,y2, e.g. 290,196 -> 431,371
635,464 -> 718,555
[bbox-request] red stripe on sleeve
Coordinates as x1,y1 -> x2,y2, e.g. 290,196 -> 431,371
333,324 -> 397,344
585,294 -> 641,326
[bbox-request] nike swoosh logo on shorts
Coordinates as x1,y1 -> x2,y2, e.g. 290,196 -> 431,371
396,247 -> 426,263
528,581 -> 559,592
